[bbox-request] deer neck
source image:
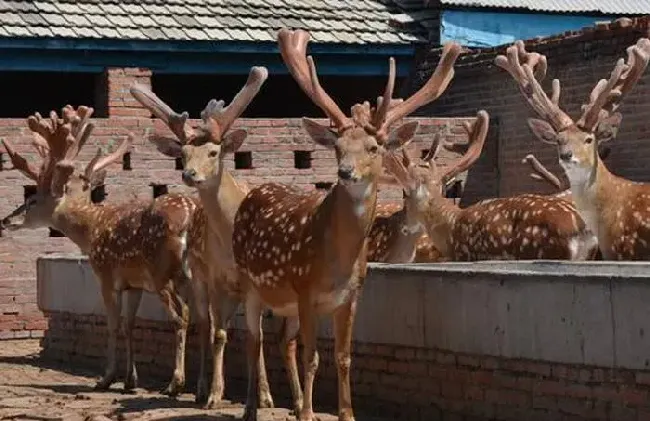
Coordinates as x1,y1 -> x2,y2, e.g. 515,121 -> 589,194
392,202 -> 425,261
316,181 -> 378,276
420,195 -> 459,257
51,199 -> 103,254
569,159 -> 627,237
196,170 -> 246,246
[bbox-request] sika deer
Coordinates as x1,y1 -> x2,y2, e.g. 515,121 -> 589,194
130,68 -> 300,411
1,106 -> 197,395
498,38 -> 650,260
382,110 -> 599,260
231,28 -> 461,421
368,201 -> 442,263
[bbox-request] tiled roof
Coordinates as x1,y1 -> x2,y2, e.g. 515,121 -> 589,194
421,0 -> 648,14
0,0 -> 429,44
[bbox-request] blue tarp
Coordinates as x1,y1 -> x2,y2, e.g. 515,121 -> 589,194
441,9 -> 614,47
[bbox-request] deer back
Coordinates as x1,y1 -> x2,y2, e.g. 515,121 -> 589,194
451,193 -> 596,260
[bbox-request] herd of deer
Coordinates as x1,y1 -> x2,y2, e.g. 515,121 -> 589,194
0,27 -> 649,421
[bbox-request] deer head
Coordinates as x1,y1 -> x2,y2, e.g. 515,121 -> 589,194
383,110 -> 489,216
497,39 -> 650,186
1,106 -> 131,230
277,28 -> 461,195
129,67 -> 268,190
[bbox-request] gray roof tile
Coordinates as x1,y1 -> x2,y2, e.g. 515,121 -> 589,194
0,0 -> 427,44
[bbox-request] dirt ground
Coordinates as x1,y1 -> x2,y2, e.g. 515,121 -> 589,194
0,339 -> 356,421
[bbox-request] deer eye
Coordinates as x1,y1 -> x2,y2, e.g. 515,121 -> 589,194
209,150 -> 218,158
585,136 -> 594,144
368,145 -> 378,154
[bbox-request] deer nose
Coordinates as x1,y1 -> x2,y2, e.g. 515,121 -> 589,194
559,151 -> 573,162
338,165 -> 353,180
182,169 -> 196,183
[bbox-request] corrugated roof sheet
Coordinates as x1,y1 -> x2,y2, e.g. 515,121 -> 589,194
436,0 -> 650,15
0,0 -> 429,44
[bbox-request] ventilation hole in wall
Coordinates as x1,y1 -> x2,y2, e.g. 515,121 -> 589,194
152,184 -> 168,198
294,150 -> 312,169
91,185 -> 106,204
122,152 -> 132,171
445,180 -> 462,199
174,157 -> 183,170
314,181 -> 334,190
234,151 -> 252,169
23,185 -> 37,201
49,228 -> 65,237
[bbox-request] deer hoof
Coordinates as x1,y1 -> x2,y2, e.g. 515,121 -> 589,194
203,395 -> 223,410
258,391 -> 274,409
93,376 -> 115,391
161,379 -> 183,397
299,409 -> 315,421
242,405 -> 258,421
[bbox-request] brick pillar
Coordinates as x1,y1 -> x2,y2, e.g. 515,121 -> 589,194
106,67 -> 152,118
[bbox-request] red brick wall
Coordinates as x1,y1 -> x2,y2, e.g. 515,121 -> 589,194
0,66 -> 475,338
410,18 -> 650,198
41,311 -> 650,421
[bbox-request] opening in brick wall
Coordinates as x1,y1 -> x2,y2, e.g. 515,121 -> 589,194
0,72 -> 106,117
0,152 -> 3,171
314,181 -> 334,190
150,73 -> 406,118
174,157 -> 183,170
91,185 -> 106,204
445,180 -> 463,199
23,185 -> 37,201
122,152 -> 132,171
294,151 -> 312,169
49,228 -> 65,237
234,151 -> 252,170
152,184 -> 168,198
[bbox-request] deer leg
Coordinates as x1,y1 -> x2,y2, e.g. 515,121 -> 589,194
206,285 -> 239,409
333,298 -> 358,421
159,285 -> 190,397
280,316 -> 302,415
95,287 -> 122,391
242,293 -> 263,421
298,300 -> 318,421
257,325 -> 274,409
123,288 -> 143,393
191,280 -> 210,405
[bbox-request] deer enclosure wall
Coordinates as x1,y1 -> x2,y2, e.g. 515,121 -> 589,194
410,20 -> 650,198
0,66 -> 476,338
39,256 -> 650,421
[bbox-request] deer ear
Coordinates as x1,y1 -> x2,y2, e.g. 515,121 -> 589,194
527,118 -> 559,145
595,112 -> 622,144
222,129 -> 247,154
150,135 -> 183,158
302,117 -> 337,148
385,121 -> 419,150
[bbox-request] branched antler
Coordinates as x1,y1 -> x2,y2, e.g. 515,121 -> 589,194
131,67 -> 267,146
438,111 -> 489,184
495,41 -> 573,131
578,38 -> 650,130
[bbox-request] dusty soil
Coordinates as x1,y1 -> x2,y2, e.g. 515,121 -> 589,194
0,339 -> 353,421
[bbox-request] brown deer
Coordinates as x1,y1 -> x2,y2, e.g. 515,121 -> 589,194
498,38 -> 650,260
231,28 -> 461,421
130,68 -> 302,411
382,109 -> 600,261
0,106 -> 197,396
368,201 -> 442,263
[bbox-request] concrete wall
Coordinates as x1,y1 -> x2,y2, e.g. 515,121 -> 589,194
39,255 -> 650,420
0,62 -> 477,338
